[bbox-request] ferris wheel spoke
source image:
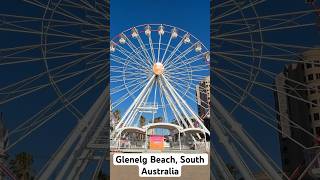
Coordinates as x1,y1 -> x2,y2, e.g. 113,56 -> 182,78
214,85 -> 310,151
135,33 -> 153,65
160,34 -> 173,63
218,73 -> 315,139
0,13 -> 104,29
215,23 -> 259,39
218,120 -> 287,179
111,79 -> 149,110
214,37 -> 261,51
158,78 -> 188,128
216,68 -> 319,108
0,57 -> 104,105
166,57 -> 201,73
110,76 -> 140,83
162,35 -> 185,66
51,50 -> 106,75
213,0 -> 235,10
111,55 -> 148,73
0,51 -> 98,93
164,74 -> 190,87
214,0 -> 265,22
159,84 -> 168,123
157,31 -> 162,62
8,64 -> 107,150
261,11 -> 310,31
215,51 -> 311,89
214,54 -> 317,95
0,50 -> 99,66
0,38 -> 103,61
110,79 -> 143,95
22,0 -> 89,25
215,37 -> 315,51
8,74 -> 107,151
218,22 -> 316,38
215,50 -> 307,64
164,76 -> 211,113
147,33 -> 156,63
215,9 -> 317,25
163,42 -> 197,68
174,83 -> 210,110
114,44 -> 150,70
0,20 -> 88,39
121,33 -> 151,68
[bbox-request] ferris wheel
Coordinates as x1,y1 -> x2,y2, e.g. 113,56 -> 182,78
110,24 -> 210,138
212,0 -> 320,180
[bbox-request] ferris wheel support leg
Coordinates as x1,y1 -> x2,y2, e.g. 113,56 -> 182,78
112,75 -> 155,137
125,82 -> 154,127
158,78 -> 188,128
57,106 -> 107,179
91,156 -> 105,180
211,145 -> 235,180
161,75 -> 210,135
212,116 -> 254,180
161,75 -> 196,129
212,97 -> 282,180
37,90 -> 108,179
68,151 -> 91,180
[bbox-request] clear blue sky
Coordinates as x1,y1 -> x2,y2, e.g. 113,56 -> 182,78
110,0 -> 210,48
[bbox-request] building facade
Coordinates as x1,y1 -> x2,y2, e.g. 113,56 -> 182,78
196,76 -> 210,119
275,48 -> 320,179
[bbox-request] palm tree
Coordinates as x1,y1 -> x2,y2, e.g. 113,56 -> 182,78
154,117 -> 163,123
139,115 -> 146,127
113,109 -> 121,124
10,152 -> 34,180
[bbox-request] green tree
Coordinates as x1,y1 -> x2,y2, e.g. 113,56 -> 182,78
154,117 -> 163,123
10,152 -> 34,180
113,109 -> 121,124
139,115 -> 146,127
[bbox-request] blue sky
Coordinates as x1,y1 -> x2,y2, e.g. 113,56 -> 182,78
110,0 -> 210,48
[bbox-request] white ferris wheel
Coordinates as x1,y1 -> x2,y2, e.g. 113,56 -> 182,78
110,24 -> 211,139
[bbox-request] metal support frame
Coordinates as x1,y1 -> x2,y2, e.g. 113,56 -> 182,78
213,97 -> 282,180
212,115 -> 254,180
37,90 -> 108,179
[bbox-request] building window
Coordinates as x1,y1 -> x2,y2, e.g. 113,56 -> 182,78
316,127 -> 320,136
307,63 -> 312,69
312,100 -> 318,107
309,114 -> 312,122
311,89 -> 316,94
308,74 -> 314,81
314,113 -> 320,121
316,73 -> 320,79
315,60 -> 320,67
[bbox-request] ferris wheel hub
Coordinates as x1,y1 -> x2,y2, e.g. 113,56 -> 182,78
153,62 -> 164,75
